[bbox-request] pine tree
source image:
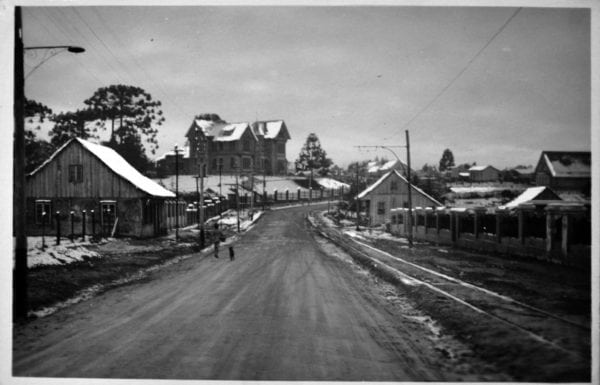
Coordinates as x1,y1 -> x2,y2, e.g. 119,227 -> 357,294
438,148 -> 455,171
84,84 -> 165,155
295,133 -> 333,176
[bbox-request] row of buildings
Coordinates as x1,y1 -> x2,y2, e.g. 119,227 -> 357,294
444,151 -> 590,187
155,118 -> 291,177
358,150 -> 591,225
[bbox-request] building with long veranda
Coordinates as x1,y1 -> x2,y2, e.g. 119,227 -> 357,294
26,138 -> 180,238
180,118 -> 291,176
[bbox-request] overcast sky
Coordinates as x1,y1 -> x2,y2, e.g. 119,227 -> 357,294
21,5 -> 590,169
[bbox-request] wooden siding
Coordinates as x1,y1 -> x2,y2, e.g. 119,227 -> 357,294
26,140 -> 146,199
361,172 -> 440,225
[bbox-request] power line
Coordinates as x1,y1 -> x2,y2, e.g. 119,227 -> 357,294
385,7 -> 522,140
88,8 -> 194,120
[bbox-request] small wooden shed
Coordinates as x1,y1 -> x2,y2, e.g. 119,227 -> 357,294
26,138 -> 177,238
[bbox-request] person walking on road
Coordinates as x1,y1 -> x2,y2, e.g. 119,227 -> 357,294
214,223 -> 224,258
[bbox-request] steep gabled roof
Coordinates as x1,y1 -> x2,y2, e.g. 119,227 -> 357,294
538,151 -> 591,178
252,120 -> 291,140
29,138 -> 175,198
213,122 -> 256,142
357,170 -> 442,206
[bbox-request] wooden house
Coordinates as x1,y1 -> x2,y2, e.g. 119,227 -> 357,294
26,138 -> 179,238
357,170 -> 442,225
534,151 -> 591,192
468,165 -> 500,182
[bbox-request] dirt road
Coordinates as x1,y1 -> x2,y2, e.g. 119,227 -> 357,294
13,204 -> 504,381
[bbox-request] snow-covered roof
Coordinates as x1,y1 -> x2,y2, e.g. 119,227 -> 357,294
541,151 -> 590,178
314,177 -> 350,190
30,138 -> 175,198
357,170 -> 442,206
367,159 -> 408,174
155,146 -> 190,162
499,186 -> 559,209
77,139 -> 175,198
213,122 -> 254,142
154,174 -> 239,195
252,120 -> 289,140
469,165 -> 497,172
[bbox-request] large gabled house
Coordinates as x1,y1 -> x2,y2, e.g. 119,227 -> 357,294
357,170 -> 442,225
26,138 -> 178,238
184,118 -> 291,176
534,151 -> 591,193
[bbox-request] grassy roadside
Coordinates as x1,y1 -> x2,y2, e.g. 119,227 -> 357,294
24,230 -> 222,318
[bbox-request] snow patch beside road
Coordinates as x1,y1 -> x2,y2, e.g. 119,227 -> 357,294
24,237 -> 105,268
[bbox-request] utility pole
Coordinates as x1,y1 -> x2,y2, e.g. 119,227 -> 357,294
235,157 -> 241,233
405,130 -> 413,247
250,155 -> 254,214
174,144 -> 179,241
355,163 -> 360,231
218,161 -> 223,217
14,6 -> 28,319
199,163 -> 205,248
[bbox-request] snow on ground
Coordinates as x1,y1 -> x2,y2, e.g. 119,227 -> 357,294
25,236 -> 104,268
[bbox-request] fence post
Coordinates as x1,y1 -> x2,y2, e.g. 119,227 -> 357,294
274,189 -> 278,202
91,209 -> 95,239
55,211 -> 61,245
473,207 -> 486,239
41,211 -> 46,249
70,210 -> 75,243
297,188 -> 301,202
496,209 -> 503,244
82,210 -> 86,241
435,209 -> 440,235
518,208 -> 525,245
561,213 -> 569,258
286,189 -> 289,203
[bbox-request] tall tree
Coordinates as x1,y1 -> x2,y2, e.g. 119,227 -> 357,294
295,133 -> 333,176
103,134 -> 152,174
84,84 -> 165,155
49,108 -> 98,147
24,98 -> 54,173
438,148 -> 455,171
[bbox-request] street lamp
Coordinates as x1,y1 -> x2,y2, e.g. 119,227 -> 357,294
14,6 -> 85,319
24,45 -> 85,79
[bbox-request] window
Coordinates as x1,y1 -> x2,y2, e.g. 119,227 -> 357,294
377,201 -> 385,215
68,164 -> 83,183
242,157 -> 251,169
230,157 -> 236,169
35,200 -> 51,225
278,142 -> 285,154
391,215 -> 397,224
143,200 -> 153,224
390,180 -> 398,191
218,142 -> 224,151
243,140 -> 251,151
212,158 -> 217,170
